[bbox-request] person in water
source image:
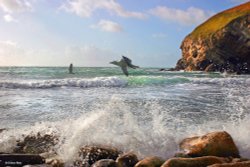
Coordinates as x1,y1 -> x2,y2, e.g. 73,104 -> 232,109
69,63 -> 73,74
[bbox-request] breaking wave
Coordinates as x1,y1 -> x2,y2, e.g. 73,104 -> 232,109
0,77 -> 127,89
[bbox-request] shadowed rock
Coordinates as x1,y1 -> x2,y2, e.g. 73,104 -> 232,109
116,152 -> 138,167
76,145 -> 122,167
14,133 -> 59,154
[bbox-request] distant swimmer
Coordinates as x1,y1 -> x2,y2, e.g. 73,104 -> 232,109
110,56 -> 139,76
69,63 -> 74,74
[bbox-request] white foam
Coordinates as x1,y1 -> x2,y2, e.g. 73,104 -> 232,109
0,82 -> 249,162
0,77 -> 127,89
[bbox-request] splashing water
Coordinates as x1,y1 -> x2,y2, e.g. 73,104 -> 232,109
0,67 -> 249,162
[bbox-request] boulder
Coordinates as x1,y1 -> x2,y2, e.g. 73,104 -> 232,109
14,133 -> 59,154
116,152 -> 138,167
161,156 -> 230,167
76,145 -> 122,167
91,159 -> 117,167
179,131 -> 240,157
175,2 -> 250,74
208,161 -> 250,167
134,156 -> 165,167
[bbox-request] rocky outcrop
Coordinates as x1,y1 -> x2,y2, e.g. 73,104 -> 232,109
175,2 -> 250,74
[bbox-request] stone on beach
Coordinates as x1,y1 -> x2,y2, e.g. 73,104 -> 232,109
116,152 -> 139,167
134,156 -> 165,167
179,131 -> 240,157
161,156 -> 230,167
76,145 -> 122,166
91,159 -> 117,167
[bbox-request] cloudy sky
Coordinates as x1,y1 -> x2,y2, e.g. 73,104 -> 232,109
0,0 -> 248,67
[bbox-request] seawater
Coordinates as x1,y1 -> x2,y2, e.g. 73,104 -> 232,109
0,67 -> 250,162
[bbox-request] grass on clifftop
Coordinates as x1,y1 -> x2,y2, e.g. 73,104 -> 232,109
189,2 -> 250,39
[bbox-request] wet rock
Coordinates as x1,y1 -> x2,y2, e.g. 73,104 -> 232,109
161,156 -> 230,167
91,159 -> 117,167
0,154 -> 45,167
208,161 -> 250,167
116,152 -> 138,167
76,145 -> 122,167
179,131 -> 240,157
14,133 -> 59,154
134,156 -> 165,167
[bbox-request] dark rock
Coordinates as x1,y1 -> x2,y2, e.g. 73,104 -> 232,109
179,131 -> 240,158
91,159 -> 117,167
76,145 -> 122,167
161,156 -> 230,167
116,152 -> 138,167
0,154 -> 45,167
175,2 -> 250,74
134,156 -> 165,167
14,133 -> 59,154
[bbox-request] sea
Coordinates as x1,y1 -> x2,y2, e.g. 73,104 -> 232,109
0,66 -> 250,162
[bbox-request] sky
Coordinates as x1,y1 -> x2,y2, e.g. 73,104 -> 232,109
0,0 -> 248,67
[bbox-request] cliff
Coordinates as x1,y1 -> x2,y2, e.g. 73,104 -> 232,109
175,2 -> 250,74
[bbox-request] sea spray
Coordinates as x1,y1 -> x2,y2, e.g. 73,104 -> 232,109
0,98 -> 250,162
0,67 -> 250,163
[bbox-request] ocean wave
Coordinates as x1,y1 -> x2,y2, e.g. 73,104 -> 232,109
191,77 -> 250,86
0,75 -> 249,89
0,77 -> 128,89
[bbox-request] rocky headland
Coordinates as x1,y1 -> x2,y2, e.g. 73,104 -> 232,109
175,2 -> 250,74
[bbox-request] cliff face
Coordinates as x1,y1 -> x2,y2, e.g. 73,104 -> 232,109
175,2 -> 250,74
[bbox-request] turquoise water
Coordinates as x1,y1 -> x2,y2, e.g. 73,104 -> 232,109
0,67 -> 250,161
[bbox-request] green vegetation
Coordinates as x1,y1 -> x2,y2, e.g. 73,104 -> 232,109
189,2 -> 250,39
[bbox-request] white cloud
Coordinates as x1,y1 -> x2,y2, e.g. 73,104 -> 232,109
3,14 -> 17,22
0,0 -> 33,13
0,40 -> 61,66
0,40 -> 118,67
149,6 -> 212,26
91,20 -> 123,32
61,0 -> 146,19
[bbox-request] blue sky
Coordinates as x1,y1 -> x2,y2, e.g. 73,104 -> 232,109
0,0 -> 248,67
